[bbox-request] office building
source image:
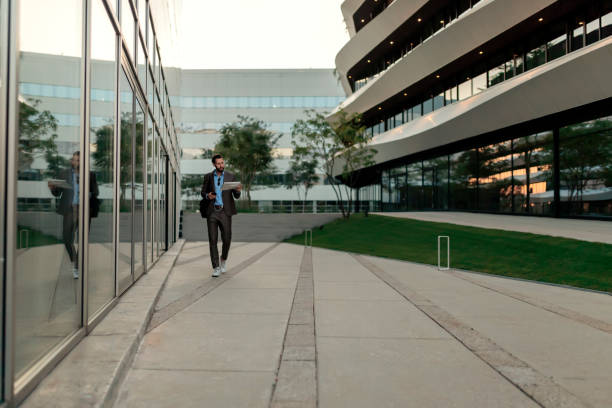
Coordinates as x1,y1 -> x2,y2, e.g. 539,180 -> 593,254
175,69 -> 346,212
332,0 -> 612,218
0,0 -> 181,403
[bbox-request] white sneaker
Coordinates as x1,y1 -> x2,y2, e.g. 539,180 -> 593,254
72,267 -> 79,279
212,267 -> 221,277
220,260 -> 227,274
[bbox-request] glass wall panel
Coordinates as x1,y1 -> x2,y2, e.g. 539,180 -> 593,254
472,72 -> 487,95
422,97 -> 433,115
381,170 -> 390,204
121,0 -> 135,57
88,0 -> 116,319
547,34 -> 567,62
571,23 -> 585,51
513,131 -> 554,215
478,141 -> 513,212
15,0 -> 82,377
458,77 -> 472,100
406,163 -> 422,209
147,115 -> 153,266
433,92 -> 444,110
133,101 -> 145,278
504,59 -> 515,80
515,55 -> 524,75
450,150 -> 477,210
559,116 -> 612,217
118,69 -> 133,293
160,150 -> 166,252
488,64 -> 505,87
525,45 -> 546,71
411,104 -> 421,120
602,12 -> 612,39
423,157 -> 449,210
586,17 -> 600,46
137,35 -> 146,82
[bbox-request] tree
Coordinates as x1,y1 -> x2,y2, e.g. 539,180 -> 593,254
284,146 -> 319,212
215,115 -> 279,205
291,109 -> 376,219
18,99 -> 66,179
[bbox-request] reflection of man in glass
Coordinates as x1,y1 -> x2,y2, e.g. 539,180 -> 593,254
48,151 -> 99,279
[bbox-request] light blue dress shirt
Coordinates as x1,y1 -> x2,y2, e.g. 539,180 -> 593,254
213,171 -> 224,207
72,169 -> 79,205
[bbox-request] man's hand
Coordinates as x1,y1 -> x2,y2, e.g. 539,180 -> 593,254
207,192 -> 216,200
236,184 -> 242,192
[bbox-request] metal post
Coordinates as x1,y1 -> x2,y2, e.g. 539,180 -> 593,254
304,229 -> 312,247
437,235 -> 450,270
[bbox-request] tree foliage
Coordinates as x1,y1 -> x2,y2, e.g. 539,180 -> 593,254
291,109 -> 376,218
215,115 -> 279,204
18,99 -> 67,179
284,146 -> 319,208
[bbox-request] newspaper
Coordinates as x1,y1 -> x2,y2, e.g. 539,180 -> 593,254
221,181 -> 241,191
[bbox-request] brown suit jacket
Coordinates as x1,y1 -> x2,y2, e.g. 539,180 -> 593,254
199,170 -> 241,218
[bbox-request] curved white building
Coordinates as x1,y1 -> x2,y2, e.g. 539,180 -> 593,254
332,0 -> 612,219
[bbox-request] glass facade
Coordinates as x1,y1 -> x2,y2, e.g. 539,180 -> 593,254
374,114 -> 612,219
364,2 -> 612,138
0,0 -> 181,403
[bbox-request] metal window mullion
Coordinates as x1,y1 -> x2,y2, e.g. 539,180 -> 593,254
80,0 -> 91,330
2,0 -> 16,402
113,35 -> 121,299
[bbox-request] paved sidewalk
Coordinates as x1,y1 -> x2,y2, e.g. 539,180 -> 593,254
376,211 -> 612,244
111,242 -> 612,408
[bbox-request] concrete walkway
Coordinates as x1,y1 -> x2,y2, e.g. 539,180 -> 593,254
112,242 -> 612,408
376,211 -> 612,244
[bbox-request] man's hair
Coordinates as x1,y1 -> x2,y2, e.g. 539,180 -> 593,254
73,151 -> 80,157
211,154 -> 223,165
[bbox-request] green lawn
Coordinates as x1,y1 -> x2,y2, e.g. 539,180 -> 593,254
285,214 -> 612,293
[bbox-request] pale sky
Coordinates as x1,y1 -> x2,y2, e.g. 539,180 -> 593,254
179,0 -> 349,69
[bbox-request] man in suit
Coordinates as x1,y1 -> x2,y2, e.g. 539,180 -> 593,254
48,151 -> 99,279
200,154 -> 242,277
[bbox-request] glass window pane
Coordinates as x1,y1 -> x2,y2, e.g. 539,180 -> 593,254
147,115 -> 153,266
147,11 -> 153,61
504,59 -> 515,80
433,92 -> 444,110
423,157 -> 449,210
89,0 -> 116,320
512,131 -> 554,215
450,150 -> 477,210
547,33 -> 566,62
16,0 -> 83,376
412,103 -> 422,120
515,55 -> 524,74
472,72 -> 487,95
488,64 -> 505,87
406,163 -> 422,209
478,141 -> 512,212
121,0 -> 135,58
423,97 -> 433,115
571,23 -> 585,51
602,12 -> 612,39
134,101 -> 145,278
118,69 -> 133,293
458,77 -> 472,100
525,45 -> 546,71
137,35 -> 146,81
559,116 -> 612,217
586,18 -> 600,45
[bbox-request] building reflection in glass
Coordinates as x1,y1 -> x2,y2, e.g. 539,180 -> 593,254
15,0 -> 83,377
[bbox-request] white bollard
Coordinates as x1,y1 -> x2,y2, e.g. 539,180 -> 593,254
304,229 -> 313,247
437,235 -> 450,270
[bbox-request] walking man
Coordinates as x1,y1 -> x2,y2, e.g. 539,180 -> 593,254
200,154 -> 242,277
